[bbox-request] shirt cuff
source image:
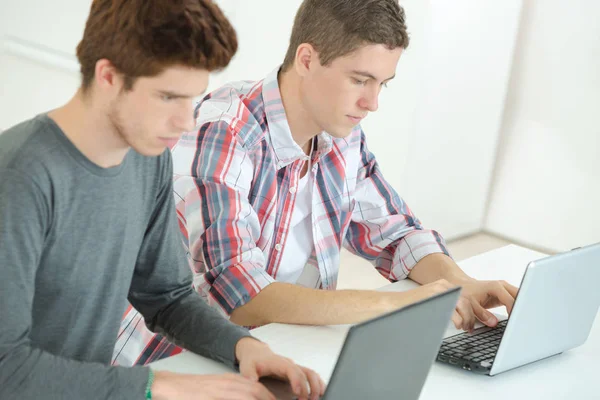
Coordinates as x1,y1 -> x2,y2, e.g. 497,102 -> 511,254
390,229 -> 450,279
198,261 -> 276,316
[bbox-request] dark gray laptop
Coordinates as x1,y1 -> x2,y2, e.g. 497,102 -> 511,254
263,287 -> 460,399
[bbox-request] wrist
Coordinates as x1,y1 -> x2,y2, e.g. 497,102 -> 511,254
150,370 -> 176,400
444,271 -> 476,286
427,253 -> 474,285
235,336 -> 268,364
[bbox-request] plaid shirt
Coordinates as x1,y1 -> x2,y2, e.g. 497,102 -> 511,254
113,67 -> 449,366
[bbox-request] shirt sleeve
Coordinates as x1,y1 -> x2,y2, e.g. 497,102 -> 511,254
127,150 -> 253,367
171,119 -> 276,317
0,169 -> 150,400
343,130 -> 451,281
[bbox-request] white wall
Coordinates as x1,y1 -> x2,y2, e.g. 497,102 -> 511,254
0,52 -> 81,130
0,0 -> 523,242
402,0 -> 522,239
0,0 -> 88,130
485,0 -> 600,252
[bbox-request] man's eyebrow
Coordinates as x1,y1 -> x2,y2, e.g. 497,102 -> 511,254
351,70 -> 396,82
157,90 -> 195,99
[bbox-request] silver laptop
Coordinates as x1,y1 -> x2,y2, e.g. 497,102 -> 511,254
437,242 -> 600,376
263,287 -> 460,399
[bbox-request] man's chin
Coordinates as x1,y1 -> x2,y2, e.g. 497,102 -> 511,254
326,127 -> 355,139
131,144 -> 168,157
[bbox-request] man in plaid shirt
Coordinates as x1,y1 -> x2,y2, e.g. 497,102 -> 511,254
118,0 -> 519,366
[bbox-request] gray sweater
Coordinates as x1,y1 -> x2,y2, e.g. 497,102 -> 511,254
0,115 -> 251,399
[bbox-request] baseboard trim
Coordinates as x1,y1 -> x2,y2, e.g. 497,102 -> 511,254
481,229 -> 558,255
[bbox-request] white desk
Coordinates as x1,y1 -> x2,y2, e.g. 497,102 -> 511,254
151,245 -> 600,399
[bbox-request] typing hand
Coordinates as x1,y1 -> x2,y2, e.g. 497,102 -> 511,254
151,371 -> 276,400
453,279 -> 518,332
236,337 -> 326,400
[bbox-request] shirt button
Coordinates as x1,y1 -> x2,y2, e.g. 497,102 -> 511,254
275,243 -> 283,251
289,186 -> 297,194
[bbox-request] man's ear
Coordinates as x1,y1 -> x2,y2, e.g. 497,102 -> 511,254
94,59 -> 124,93
294,43 -> 320,77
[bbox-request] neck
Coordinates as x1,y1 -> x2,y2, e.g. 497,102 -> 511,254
278,68 -> 321,155
48,88 -> 130,168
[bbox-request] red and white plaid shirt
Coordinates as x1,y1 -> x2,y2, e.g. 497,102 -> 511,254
113,67 -> 449,366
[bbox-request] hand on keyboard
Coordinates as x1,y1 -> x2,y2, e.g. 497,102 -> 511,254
453,280 -> 518,332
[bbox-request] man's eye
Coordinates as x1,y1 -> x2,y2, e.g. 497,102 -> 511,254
161,95 -> 174,101
352,78 -> 367,86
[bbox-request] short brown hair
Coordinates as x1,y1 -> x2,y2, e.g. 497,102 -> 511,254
76,0 -> 237,91
282,0 -> 409,71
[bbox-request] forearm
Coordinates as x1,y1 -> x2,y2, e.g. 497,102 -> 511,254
131,158 -> 252,368
408,253 -> 474,286
229,282 -> 425,327
0,345 -> 148,399
145,289 -> 252,367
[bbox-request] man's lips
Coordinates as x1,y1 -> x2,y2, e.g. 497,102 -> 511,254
347,115 -> 365,123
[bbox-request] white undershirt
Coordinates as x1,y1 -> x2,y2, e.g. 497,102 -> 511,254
277,142 -> 320,288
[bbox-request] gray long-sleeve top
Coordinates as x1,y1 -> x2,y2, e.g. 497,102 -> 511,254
0,115 -> 251,399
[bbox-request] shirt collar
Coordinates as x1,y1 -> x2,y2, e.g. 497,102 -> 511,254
262,67 -> 333,170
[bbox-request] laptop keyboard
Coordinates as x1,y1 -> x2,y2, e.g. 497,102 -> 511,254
439,320 -> 508,364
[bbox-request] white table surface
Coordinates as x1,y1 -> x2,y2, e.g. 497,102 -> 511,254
151,245 -> 599,399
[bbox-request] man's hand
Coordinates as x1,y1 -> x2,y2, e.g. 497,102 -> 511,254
151,370 -> 276,400
454,279 -> 519,332
236,337 -> 326,400
407,253 -> 519,332
418,278 -> 519,332
149,338 -> 325,400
